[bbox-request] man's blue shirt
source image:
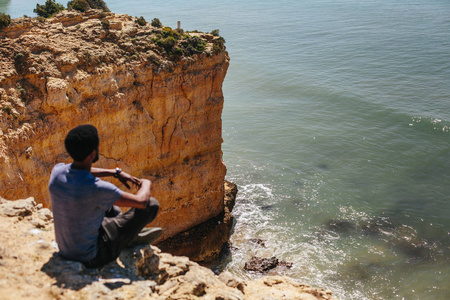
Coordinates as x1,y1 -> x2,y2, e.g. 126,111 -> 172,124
48,163 -> 123,262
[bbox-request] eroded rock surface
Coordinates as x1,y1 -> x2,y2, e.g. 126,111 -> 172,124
244,256 -> 293,273
158,180 -> 237,263
0,198 -> 337,299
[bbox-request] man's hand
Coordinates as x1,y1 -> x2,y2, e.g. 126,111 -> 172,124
90,167 -> 145,191
118,172 -> 141,189
115,178 -> 152,209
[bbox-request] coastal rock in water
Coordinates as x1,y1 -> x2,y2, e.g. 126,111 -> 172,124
323,218 -> 435,260
249,238 -> 266,247
0,10 -> 229,244
244,256 -> 293,273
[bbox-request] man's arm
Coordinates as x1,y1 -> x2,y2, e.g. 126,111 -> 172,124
90,167 -> 116,177
90,167 -> 141,189
115,179 -> 152,209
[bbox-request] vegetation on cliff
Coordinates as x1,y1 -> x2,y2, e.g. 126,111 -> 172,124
33,0 -> 109,18
1,4 -> 226,62
0,13 -> 11,28
33,0 -> 65,18
67,0 -> 110,13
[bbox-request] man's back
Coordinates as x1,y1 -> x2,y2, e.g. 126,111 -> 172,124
49,163 -> 122,262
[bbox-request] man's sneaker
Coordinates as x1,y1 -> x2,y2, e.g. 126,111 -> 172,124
128,227 -> 163,247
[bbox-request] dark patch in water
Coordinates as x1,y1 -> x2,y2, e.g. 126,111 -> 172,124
326,220 -> 357,233
323,218 -> 436,260
249,238 -> 266,248
360,217 -> 395,235
317,163 -> 329,170
260,205 -> 274,211
343,262 -> 385,281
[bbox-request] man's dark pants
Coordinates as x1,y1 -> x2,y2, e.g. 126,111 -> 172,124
84,197 -> 159,268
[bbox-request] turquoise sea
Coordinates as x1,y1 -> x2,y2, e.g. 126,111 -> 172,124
2,0 -> 450,299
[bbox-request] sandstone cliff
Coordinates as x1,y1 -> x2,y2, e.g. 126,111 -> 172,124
0,197 -> 337,300
0,10 -> 228,242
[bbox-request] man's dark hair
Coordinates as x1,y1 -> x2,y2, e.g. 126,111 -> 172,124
64,125 -> 99,162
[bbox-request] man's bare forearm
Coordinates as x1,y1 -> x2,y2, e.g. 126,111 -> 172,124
91,167 -> 141,189
90,167 -> 115,177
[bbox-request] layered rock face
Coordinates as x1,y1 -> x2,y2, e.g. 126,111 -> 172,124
0,10 -> 229,240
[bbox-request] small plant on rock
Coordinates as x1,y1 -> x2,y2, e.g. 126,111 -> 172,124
135,16 -> 146,26
14,52 -> 28,72
101,18 -> 110,30
67,0 -> 89,12
153,26 -> 183,55
16,85 -> 26,99
0,13 -> 11,29
151,18 -> 162,28
182,36 -> 207,56
161,26 -> 181,39
89,0 -> 109,11
33,0 -> 65,18
212,36 -> 226,54
67,0 -> 109,12
155,36 -> 176,53
2,105 -> 12,114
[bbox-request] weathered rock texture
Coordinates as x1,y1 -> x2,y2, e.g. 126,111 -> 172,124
158,180 -> 236,263
0,197 -> 337,300
0,10 -> 229,241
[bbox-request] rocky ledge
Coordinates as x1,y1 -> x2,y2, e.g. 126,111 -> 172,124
0,197 -> 337,299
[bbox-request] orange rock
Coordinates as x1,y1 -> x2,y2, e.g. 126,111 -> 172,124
0,10 -> 229,241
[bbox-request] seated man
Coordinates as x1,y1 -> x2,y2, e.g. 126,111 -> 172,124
49,124 -> 161,268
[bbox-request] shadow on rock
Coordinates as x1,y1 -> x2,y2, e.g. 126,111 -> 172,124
41,244 -> 158,291
41,253 -> 98,290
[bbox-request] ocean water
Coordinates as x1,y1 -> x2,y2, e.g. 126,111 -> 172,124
2,0 -> 450,299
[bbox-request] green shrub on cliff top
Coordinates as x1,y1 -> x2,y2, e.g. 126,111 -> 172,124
212,36 -> 226,54
151,18 -> 162,28
67,0 -> 109,12
67,0 -> 89,12
155,36 -> 176,53
135,16 -> 146,26
161,26 -> 181,39
0,13 -> 11,29
153,27 -> 181,54
181,36 -> 207,55
33,0 -> 65,18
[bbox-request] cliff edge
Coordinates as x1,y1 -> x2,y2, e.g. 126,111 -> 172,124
0,10 -> 228,243
0,197 -> 337,300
